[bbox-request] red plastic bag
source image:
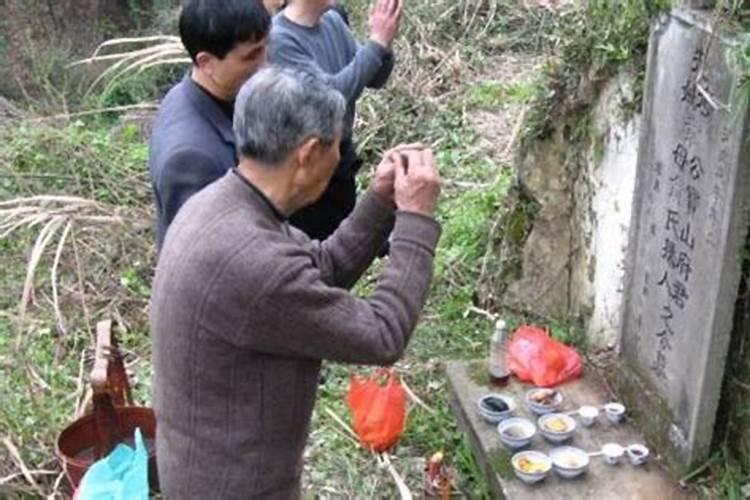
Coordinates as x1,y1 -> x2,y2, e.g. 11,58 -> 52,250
506,325 -> 583,387
346,368 -> 406,452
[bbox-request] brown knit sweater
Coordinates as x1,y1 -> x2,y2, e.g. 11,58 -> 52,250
150,171 -> 441,499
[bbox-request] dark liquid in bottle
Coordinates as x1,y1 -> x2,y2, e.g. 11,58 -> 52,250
489,372 -> 510,387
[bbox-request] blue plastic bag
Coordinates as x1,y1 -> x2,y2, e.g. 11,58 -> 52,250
76,428 -> 148,500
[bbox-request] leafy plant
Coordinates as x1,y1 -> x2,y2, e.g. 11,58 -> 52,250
520,0 -> 672,147
727,33 -> 750,119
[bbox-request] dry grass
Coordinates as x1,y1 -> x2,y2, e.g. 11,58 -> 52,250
69,36 -> 189,101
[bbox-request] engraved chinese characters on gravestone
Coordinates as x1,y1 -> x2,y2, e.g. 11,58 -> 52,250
621,10 -> 750,467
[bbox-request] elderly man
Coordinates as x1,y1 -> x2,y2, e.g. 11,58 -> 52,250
151,65 -> 441,499
149,0 -> 271,249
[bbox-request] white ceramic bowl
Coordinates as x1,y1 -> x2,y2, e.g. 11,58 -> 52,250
578,405 -> 599,427
549,446 -> 590,479
602,443 -> 625,465
538,413 -> 577,443
525,388 -> 564,415
626,444 -> 650,465
604,402 -> 626,423
476,394 -> 515,424
497,417 -> 536,449
511,450 -> 552,484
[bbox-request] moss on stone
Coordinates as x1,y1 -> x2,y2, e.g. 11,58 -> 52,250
467,360 -> 495,389
476,185 -> 541,306
592,131 -> 607,165
606,363 -> 691,475
488,447 -> 515,480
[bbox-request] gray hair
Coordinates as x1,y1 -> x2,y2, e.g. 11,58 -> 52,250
233,65 -> 346,165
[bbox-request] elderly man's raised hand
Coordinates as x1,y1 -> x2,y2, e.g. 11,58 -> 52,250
371,149 -> 397,206
371,143 -> 425,206
394,147 -> 441,216
368,0 -> 403,49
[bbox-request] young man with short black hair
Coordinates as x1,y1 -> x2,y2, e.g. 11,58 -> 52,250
149,0 -> 271,249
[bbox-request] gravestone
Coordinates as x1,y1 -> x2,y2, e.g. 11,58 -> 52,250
619,8 -> 750,469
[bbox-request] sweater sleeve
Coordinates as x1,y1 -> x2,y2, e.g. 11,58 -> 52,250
235,211 -> 441,365
293,189 -> 394,289
269,24 -> 389,102
366,44 -> 394,89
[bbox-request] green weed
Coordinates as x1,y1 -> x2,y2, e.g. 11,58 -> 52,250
465,80 -> 540,109
520,0 -> 672,147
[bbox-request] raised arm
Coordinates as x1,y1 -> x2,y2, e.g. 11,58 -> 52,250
231,147 -> 443,365
366,0 -> 400,89
300,149 -> 400,288
269,0 -> 402,100
270,30 -> 388,101
252,209 -> 440,365
366,47 -> 394,89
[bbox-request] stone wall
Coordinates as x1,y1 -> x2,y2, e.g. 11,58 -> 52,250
571,73 -> 641,347
502,69 -> 641,348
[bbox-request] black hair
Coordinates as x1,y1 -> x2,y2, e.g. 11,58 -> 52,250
179,0 -> 271,63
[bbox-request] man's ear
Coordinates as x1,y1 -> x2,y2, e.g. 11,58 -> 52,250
294,137 -> 322,175
194,51 -> 216,75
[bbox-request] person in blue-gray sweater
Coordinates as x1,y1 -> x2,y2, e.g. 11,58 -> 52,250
269,0 -> 403,240
149,0 -> 270,249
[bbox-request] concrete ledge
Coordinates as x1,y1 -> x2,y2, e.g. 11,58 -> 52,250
445,360 -> 694,499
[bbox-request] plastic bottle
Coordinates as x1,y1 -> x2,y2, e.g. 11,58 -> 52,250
488,319 -> 510,385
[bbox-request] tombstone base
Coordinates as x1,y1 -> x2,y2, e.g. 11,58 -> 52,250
606,362 -> 695,474
445,360 -> 694,499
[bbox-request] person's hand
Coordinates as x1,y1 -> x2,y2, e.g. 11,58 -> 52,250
394,147 -> 441,216
371,150 -> 397,206
368,0 -> 402,49
371,143 -> 423,206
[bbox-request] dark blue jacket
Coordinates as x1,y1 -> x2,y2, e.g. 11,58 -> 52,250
149,75 -> 237,249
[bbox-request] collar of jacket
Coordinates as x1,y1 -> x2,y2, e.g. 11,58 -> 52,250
182,74 -> 235,146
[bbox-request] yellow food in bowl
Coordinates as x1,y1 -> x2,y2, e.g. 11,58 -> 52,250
543,417 -> 570,433
516,457 -> 548,474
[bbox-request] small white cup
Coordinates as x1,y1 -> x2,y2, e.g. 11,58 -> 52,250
626,444 -> 650,465
578,405 -> 599,427
604,402 -> 626,423
602,443 -> 624,465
